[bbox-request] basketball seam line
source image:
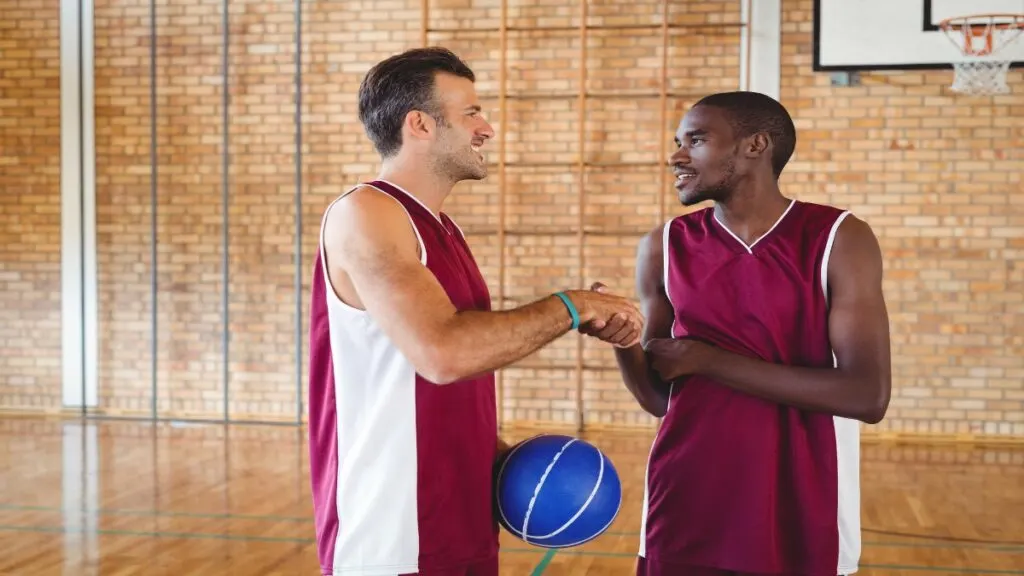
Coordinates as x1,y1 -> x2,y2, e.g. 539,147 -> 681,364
521,438 -> 576,543
529,442 -> 605,541
495,440 -> 530,538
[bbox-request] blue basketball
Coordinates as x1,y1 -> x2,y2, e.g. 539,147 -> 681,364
495,434 -> 622,548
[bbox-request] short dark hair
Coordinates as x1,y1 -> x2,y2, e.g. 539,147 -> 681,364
693,91 -> 796,178
357,47 -> 476,158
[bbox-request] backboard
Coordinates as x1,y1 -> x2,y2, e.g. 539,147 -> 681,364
814,0 -> 1024,70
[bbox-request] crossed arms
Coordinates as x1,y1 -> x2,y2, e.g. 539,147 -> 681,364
614,216 -> 892,423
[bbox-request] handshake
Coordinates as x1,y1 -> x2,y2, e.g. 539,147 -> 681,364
559,282 -> 646,349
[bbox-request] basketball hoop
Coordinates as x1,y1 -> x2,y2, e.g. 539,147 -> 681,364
938,13 -> 1024,96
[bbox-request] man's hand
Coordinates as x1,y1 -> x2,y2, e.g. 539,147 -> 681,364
577,282 -> 644,348
643,338 -> 716,382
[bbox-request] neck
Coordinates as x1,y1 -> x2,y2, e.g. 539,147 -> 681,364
713,175 -> 791,246
376,155 -> 453,216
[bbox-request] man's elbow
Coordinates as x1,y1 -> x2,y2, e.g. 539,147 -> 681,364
418,357 -> 459,386
859,380 -> 891,424
861,404 -> 887,425
415,342 -> 466,386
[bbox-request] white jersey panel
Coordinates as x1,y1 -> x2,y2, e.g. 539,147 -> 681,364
319,189 -> 426,575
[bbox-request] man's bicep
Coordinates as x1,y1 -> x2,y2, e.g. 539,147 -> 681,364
325,190 -> 457,350
827,216 -> 891,383
636,226 -> 675,344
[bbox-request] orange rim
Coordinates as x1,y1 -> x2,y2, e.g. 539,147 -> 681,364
938,14 -> 1024,56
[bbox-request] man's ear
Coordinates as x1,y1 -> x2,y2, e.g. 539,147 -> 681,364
404,110 -> 436,142
744,132 -> 770,160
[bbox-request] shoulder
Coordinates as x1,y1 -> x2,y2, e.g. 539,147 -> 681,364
634,222 -> 669,281
792,200 -> 852,229
659,206 -> 716,240
322,185 -> 420,264
658,206 -> 717,252
793,199 -> 881,268
832,213 -> 881,258
787,200 -> 848,225
636,211 -> 705,278
324,185 -> 406,228
638,216 -> 690,260
674,205 -> 716,226
638,222 -> 665,251
828,213 -> 883,279
638,207 -> 716,254
782,201 -> 859,251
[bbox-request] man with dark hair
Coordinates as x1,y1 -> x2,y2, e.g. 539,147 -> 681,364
612,91 -> 892,576
684,91 -> 797,179
357,46 -> 479,160
307,47 -> 645,576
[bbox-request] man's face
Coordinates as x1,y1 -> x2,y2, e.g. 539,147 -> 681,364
429,73 -> 494,182
668,105 -> 743,207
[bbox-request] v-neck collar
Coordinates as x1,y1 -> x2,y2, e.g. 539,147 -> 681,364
712,199 -> 797,254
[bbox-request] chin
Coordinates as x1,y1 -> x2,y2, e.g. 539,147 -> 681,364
679,189 -> 710,207
442,162 -> 487,183
458,168 -> 487,181
679,183 -> 730,207
464,162 -> 488,181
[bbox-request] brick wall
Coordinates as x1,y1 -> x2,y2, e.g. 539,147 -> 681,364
0,0 -> 62,411
4,0 -> 1022,437
781,0 -> 1023,437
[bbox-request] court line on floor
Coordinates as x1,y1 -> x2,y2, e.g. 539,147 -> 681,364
3,504 -> 1024,554
4,504 -> 1020,552
2,524 -> 1024,574
530,549 -> 556,576
0,504 -> 310,523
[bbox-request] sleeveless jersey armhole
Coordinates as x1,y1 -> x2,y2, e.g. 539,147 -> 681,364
660,219 -> 678,414
661,220 -> 677,338
318,184 -> 429,314
818,209 -> 850,368
819,212 -> 851,310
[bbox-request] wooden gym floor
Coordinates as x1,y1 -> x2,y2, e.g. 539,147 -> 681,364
1,417 -> 1022,576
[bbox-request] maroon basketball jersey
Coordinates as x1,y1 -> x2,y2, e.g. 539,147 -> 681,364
307,180 -> 499,575
639,199 -> 861,575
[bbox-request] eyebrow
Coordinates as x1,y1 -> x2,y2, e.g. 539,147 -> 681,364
465,105 -> 482,113
675,129 -> 708,144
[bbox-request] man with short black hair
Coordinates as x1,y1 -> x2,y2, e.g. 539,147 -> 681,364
307,47 -> 645,576
614,91 -> 892,576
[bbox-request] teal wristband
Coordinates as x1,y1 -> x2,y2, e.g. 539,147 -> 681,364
554,291 -> 580,330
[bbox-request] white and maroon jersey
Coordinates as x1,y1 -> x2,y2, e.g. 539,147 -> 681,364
307,180 -> 499,575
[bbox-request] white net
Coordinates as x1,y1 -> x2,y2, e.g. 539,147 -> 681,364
939,14 -> 1024,97
949,59 -> 1013,95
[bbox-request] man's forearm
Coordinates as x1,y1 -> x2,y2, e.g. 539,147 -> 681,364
428,295 -> 575,384
615,344 -> 669,417
699,348 -> 887,423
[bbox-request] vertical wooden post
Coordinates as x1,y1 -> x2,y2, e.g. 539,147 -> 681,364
420,0 -> 428,46
496,0 -> 508,427
658,0 -> 670,225
744,0 -> 753,90
574,0 -> 589,432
